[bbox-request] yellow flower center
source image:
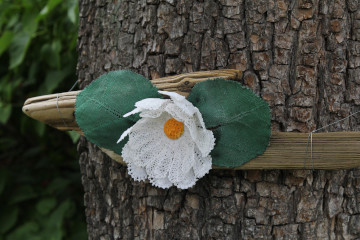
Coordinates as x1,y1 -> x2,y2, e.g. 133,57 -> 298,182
163,118 -> 184,140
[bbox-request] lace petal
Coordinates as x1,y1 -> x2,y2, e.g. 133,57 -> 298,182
119,92 -> 215,189
127,162 -> 147,181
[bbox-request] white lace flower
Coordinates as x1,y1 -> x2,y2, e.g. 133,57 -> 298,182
117,91 -> 215,189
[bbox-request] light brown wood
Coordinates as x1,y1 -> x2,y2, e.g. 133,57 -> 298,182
22,70 -> 242,130
234,132 -> 360,170
151,69 -> 242,96
22,69 -> 360,169
23,91 -> 80,131
105,132 -> 360,170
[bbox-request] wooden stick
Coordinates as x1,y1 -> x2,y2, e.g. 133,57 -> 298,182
22,70 -> 242,130
103,132 -> 360,170
236,132 -> 360,170
23,91 -> 80,131
22,69 -> 360,169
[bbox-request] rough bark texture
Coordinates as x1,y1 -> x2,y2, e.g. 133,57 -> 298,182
77,0 -> 360,239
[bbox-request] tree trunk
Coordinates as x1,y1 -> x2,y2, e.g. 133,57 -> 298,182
77,0 -> 360,239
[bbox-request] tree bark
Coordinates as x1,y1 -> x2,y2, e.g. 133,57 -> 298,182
77,0 -> 360,239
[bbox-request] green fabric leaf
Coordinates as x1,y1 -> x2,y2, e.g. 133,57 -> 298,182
188,78 -> 271,167
75,70 -> 161,154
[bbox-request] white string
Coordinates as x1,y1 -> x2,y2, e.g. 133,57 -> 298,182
312,110 -> 360,134
311,132 -> 313,170
304,110 -> 360,170
304,133 -> 311,169
56,94 -> 68,128
55,80 -> 79,129
68,79 -> 78,92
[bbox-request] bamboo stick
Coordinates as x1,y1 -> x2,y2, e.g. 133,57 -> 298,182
22,69 -> 360,169
237,132 -> 360,170
103,132 -> 360,170
23,91 -> 80,131
22,70 -> 242,130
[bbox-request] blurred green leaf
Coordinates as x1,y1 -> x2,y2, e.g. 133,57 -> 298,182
40,70 -> 69,94
6,221 -> 39,240
0,31 -> 13,57
0,168 -> 8,195
4,14 -> 20,30
9,185 -> 38,204
67,131 -> 80,143
22,10 -> 38,36
47,199 -> 71,230
40,44 -> 54,68
36,197 -> 57,215
67,0 -> 78,24
22,146 -> 42,159
51,39 -> 62,53
0,102 -> 11,124
38,230 -> 63,240
0,75 -> 12,101
51,40 -> 61,68
0,207 -> 19,234
20,0 -> 32,9
0,0 -> 87,239
34,121 -> 46,137
64,200 -> 76,218
9,31 -> 30,69
25,62 -> 39,86
40,40 -> 62,69
0,137 -> 17,151
67,222 -> 88,240
45,178 -> 71,194
38,0 -> 62,19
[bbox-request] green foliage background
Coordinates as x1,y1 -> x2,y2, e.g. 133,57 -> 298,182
0,0 -> 87,239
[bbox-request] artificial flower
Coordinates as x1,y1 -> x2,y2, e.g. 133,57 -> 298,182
117,91 -> 215,189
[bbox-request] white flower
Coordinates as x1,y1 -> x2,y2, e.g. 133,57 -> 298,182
117,91 -> 215,189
